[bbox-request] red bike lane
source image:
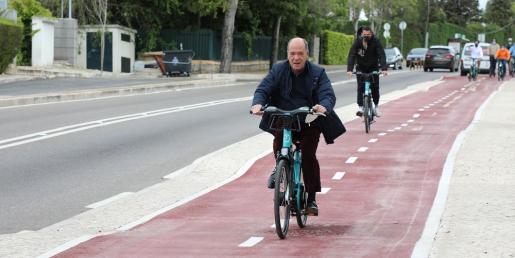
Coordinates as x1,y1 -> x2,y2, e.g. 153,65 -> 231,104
54,76 -> 501,258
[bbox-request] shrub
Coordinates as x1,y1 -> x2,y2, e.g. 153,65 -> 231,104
321,30 -> 354,65
0,18 -> 23,74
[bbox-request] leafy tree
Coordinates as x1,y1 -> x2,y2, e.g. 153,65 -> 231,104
484,0 -> 514,27
439,0 -> 481,26
9,0 -> 53,65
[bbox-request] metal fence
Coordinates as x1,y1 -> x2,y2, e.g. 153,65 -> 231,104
156,29 -> 279,61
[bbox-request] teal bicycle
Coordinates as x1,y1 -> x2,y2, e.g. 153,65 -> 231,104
355,71 -> 380,133
263,106 -> 324,239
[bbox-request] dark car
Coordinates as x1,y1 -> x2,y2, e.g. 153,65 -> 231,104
406,48 -> 428,67
384,47 -> 403,70
424,46 -> 459,72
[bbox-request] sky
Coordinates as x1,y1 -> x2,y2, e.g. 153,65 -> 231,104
479,0 -> 488,10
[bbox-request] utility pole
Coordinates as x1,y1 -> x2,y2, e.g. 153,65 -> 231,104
424,0 -> 430,48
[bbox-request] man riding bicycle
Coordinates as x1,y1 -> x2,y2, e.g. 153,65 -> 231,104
346,26 -> 388,117
470,41 -> 483,77
495,45 -> 511,77
250,37 -> 344,216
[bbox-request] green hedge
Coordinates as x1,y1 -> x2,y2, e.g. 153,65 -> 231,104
0,19 -> 23,74
321,30 -> 354,65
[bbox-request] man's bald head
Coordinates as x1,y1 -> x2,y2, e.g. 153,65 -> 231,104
287,37 -> 309,74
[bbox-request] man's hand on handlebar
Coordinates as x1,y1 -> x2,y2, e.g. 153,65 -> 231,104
250,104 -> 263,116
312,104 -> 327,114
382,70 -> 388,76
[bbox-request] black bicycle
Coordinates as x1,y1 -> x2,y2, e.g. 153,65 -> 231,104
355,71 -> 380,133
263,106 -> 324,239
498,59 -> 506,81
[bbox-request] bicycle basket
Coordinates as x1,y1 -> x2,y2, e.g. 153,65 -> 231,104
267,114 -> 302,132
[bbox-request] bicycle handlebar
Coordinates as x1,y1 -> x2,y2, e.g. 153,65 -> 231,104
263,106 -> 326,117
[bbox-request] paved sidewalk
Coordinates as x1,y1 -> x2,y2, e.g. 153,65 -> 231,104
428,78 -> 515,257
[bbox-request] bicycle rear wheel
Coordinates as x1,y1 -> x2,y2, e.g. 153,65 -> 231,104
295,169 -> 308,228
274,159 -> 291,239
363,95 -> 371,133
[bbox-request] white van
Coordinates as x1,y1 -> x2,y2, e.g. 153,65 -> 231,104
460,42 -> 491,76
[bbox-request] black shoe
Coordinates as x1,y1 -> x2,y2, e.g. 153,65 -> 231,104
267,170 -> 276,189
306,201 -> 319,216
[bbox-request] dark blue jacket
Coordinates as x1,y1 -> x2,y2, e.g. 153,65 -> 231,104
252,61 -> 344,144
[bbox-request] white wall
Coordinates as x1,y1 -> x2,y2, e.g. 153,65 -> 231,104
77,25 -> 135,73
112,28 -> 135,73
32,17 -> 57,66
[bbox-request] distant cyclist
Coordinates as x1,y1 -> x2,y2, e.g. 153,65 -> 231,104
509,43 -> 515,76
495,45 -> 511,77
469,41 -> 483,76
347,26 -> 388,117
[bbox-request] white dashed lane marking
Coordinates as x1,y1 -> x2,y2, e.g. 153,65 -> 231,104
413,113 -> 421,118
320,187 -> 331,194
407,119 -> 415,123
239,237 -> 264,247
401,124 -> 408,127
378,132 -> 387,136
332,172 -> 346,180
346,157 -> 358,163
357,147 -> 368,152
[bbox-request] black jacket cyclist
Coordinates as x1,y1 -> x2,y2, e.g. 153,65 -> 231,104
347,26 -> 388,117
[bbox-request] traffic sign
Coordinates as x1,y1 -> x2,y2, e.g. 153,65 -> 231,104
399,21 -> 407,30
383,31 -> 390,38
384,23 -> 390,31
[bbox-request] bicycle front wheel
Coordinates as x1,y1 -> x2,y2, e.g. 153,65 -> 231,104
363,95 -> 371,133
274,159 -> 291,239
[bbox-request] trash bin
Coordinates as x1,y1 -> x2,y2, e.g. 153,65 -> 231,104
163,50 -> 195,77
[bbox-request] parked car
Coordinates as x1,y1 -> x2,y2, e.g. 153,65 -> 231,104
384,47 -> 404,70
459,42 -> 491,76
406,48 -> 428,67
424,45 -> 460,72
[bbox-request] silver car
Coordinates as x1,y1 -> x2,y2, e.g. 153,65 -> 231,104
406,48 -> 428,67
384,47 -> 404,70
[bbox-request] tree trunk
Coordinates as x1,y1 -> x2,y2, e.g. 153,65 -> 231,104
219,0 -> 239,73
269,16 -> 282,70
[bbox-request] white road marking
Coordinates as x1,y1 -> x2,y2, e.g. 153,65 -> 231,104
407,119 -> 415,123
345,157 -> 358,163
368,138 -> 378,143
357,147 -> 368,152
0,96 -> 253,150
424,106 -> 430,109
36,235 -> 97,258
419,108 -> 425,111
320,187 -> 331,194
413,113 -> 421,118
86,192 -> 133,209
378,132 -> 387,136
239,237 -> 264,247
395,127 -> 402,130
401,123 -> 408,127
429,103 -> 434,106
332,172 -> 346,180
388,129 -> 395,132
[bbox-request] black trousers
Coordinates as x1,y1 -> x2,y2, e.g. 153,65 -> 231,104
273,125 -> 321,194
357,74 -> 380,106
490,56 -> 497,75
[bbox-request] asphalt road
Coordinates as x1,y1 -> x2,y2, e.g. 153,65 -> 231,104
0,69 -> 446,234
